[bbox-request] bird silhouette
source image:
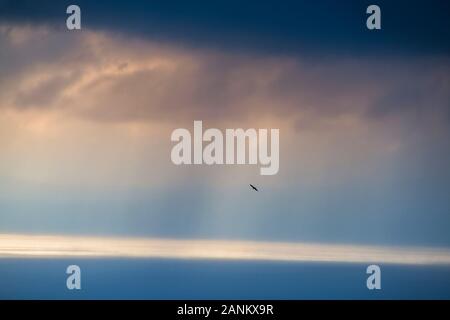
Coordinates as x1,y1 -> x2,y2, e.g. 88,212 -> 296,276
250,184 -> 258,191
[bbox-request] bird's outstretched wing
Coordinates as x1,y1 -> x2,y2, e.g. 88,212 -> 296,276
250,184 -> 258,191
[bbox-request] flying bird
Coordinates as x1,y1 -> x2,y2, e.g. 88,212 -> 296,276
250,184 -> 258,191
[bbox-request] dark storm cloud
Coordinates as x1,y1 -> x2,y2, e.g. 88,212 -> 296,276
0,24 -> 448,125
0,0 -> 449,124
0,0 -> 449,56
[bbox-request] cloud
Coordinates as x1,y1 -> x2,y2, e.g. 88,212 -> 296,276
1,233 -> 450,265
0,24 -> 450,247
0,24 -> 449,195
1,24 -> 449,127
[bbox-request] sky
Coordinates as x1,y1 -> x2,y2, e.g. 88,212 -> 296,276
0,0 -> 450,253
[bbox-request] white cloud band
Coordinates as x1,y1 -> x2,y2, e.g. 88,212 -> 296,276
1,233 -> 450,265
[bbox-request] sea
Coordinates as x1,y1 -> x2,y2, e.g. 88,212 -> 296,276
1,258 -> 450,299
